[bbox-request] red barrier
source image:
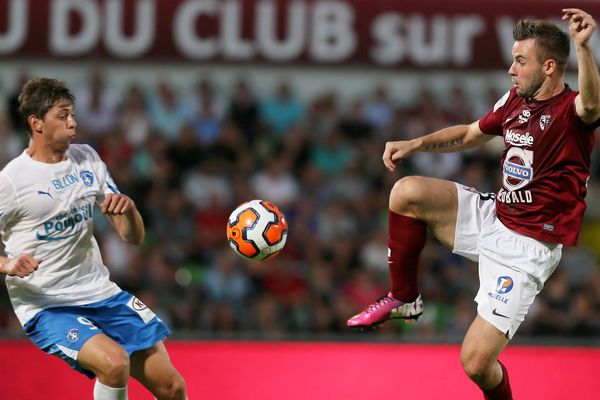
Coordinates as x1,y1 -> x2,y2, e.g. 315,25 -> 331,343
0,340 -> 598,399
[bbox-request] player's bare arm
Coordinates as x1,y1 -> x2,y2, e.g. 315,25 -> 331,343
101,193 -> 145,245
563,8 -> 600,123
382,120 -> 494,171
0,255 -> 41,278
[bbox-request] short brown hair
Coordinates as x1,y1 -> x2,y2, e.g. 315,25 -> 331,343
513,20 -> 570,73
18,77 -> 75,134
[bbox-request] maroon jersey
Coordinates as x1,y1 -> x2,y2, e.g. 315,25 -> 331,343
479,86 -> 597,245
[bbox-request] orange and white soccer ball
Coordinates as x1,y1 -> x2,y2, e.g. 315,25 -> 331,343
226,200 -> 288,261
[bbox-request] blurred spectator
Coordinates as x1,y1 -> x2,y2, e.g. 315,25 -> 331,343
260,79 -> 303,136
202,250 -> 252,308
190,77 -> 226,145
228,78 -> 260,146
338,99 -> 374,142
147,79 -> 191,141
5,72 -> 29,134
182,157 -> 233,210
251,155 -> 300,207
362,85 -> 395,135
310,129 -> 355,175
119,84 -> 152,148
75,69 -> 119,142
148,190 -> 196,259
0,112 -> 23,166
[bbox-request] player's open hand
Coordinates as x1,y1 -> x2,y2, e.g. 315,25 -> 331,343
3,255 -> 41,278
100,193 -> 136,215
562,8 -> 596,46
382,140 -> 418,172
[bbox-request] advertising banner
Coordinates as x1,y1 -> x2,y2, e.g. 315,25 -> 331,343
1,0 -> 599,69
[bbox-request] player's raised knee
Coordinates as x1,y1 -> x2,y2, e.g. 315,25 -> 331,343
390,176 -> 429,211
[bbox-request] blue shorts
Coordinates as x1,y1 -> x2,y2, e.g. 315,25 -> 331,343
23,291 -> 171,378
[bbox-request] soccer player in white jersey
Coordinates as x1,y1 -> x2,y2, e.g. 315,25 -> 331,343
0,78 -> 187,400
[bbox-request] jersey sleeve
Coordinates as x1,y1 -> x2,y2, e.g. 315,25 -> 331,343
567,94 -> 600,132
478,90 -> 511,136
82,145 -> 120,206
0,173 -> 17,234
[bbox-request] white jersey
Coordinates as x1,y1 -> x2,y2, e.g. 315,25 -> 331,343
0,144 -> 121,325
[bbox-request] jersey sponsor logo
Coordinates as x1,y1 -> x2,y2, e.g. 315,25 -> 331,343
539,114 -> 551,130
496,276 -> 514,294
35,203 -> 93,241
505,129 -> 533,146
36,231 -> 79,241
502,147 -> 533,191
504,161 -> 531,180
51,173 -> 80,191
80,170 -> 94,187
518,109 -> 531,123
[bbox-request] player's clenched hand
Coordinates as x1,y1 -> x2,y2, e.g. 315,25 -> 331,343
3,255 -> 42,278
100,193 -> 136,215
562,8 -> 596,46
382,140 -> 418,172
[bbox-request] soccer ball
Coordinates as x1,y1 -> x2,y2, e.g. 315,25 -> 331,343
226,199 -> 288,261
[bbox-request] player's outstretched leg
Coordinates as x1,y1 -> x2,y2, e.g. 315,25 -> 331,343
347,177 -> 458,329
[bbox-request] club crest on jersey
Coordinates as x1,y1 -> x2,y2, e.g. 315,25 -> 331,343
539,114 -> 551,130
80,171 -> 94,187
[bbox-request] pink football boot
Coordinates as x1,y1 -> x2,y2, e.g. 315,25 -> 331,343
347,293 -> 424,329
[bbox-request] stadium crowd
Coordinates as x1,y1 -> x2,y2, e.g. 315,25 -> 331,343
0,70 -> 599,341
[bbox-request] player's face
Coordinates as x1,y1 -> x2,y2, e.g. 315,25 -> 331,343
39,100 -> 77,152
508,38 -> 546,99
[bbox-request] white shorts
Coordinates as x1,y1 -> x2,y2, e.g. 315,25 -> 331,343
452,184 -> 563,339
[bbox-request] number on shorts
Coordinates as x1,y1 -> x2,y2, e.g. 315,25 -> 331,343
77,316 -> 99,330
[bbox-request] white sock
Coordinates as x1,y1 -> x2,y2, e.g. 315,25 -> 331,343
93,380 -> 128,400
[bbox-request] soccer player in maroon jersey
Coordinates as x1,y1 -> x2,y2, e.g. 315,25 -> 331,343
347,8 -> 600,400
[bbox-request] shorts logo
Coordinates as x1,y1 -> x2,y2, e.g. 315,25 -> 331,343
67,328 -> 79,343
132,297 -> 148,311
128,296 -> 157,324
496,276 -> 514,294
80,171 -> 94,187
